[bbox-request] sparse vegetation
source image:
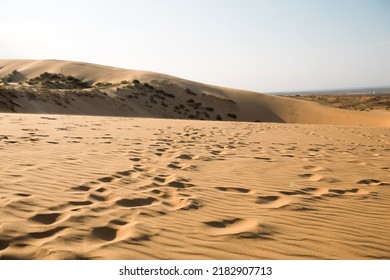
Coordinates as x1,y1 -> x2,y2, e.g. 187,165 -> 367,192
163,92 -> 175,98
96,82 -> 113,87
216,114 -> 222,121
1,70 -> 19,84
27,72 -> 90,89
133,79 -> 140,84
143,83 -> 154,90
185,88 -> 197,96
227,113 -> 237,119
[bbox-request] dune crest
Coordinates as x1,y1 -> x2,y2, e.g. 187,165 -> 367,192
1,59 -> 389,126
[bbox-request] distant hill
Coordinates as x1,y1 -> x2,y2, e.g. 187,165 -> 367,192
1,59 -> 389,127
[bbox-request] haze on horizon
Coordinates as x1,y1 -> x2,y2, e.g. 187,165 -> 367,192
0,0 -> 389,93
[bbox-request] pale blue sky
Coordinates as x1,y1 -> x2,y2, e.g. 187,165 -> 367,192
1,0 -> 389,92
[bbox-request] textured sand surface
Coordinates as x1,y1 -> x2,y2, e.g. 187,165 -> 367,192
0,113 -> 389,259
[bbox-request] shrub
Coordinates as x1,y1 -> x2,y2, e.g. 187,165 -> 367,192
163,92 -> 175,98
27,72 -> 89,89
133,79 -> 140,84
96,82 -> 113,87
185,88 -> 197,96
205,107 -> 214,112
227,113 -> 237,119
216,114 -> 222,121
143,83 -> 154,90
1,69 -> 19,83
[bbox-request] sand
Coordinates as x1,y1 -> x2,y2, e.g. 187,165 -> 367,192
0,59 -> 389,259
0,113 -> 389,259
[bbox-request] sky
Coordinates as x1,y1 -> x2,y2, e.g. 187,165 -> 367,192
0,0 -> 389,92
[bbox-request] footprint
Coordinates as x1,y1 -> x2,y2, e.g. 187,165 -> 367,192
116,197 -> 156,208
279,190 -> 306,196
117,170 -> 132,176
69,200 -> 93,206
256,196 -> 291,208
301,187 -> 329,197
254,157 -> 272,161
329,189 -> 348,195
89,193 -> 113,202
15,193 -> 31,197
176,154 -> 193,160
167,162 -> 181,169
0,240 -> 9,251
329,188 -> 370,196
298,173 -> 323,182
98,176 -> 115,183
180,199 -> 202,210
28,227 -> 66,239
202,218 -> 259,236
92,226 -> 117,241
216,187 -> 252,194
162,196 -> 202,211
357,179 -> 387,186
303,165 -> 324,171
110,219 -> 128,226
167,181 -> 194,189
30,213 -> 61,225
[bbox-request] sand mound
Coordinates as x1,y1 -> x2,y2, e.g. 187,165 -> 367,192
1,59 -> 389,126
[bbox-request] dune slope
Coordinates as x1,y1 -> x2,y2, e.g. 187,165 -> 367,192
1,59 -> 389,126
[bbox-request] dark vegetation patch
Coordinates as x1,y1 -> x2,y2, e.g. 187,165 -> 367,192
27,72 -> 90,89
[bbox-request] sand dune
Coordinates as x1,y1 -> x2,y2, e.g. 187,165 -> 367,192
1,59 -> 389,126
1,59 -> 389,260
0,113 -> 389,259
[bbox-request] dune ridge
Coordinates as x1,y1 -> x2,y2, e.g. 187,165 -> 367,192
1,59 -> 389,127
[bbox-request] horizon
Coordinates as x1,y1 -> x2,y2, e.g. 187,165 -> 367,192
1,0 -> 389,92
